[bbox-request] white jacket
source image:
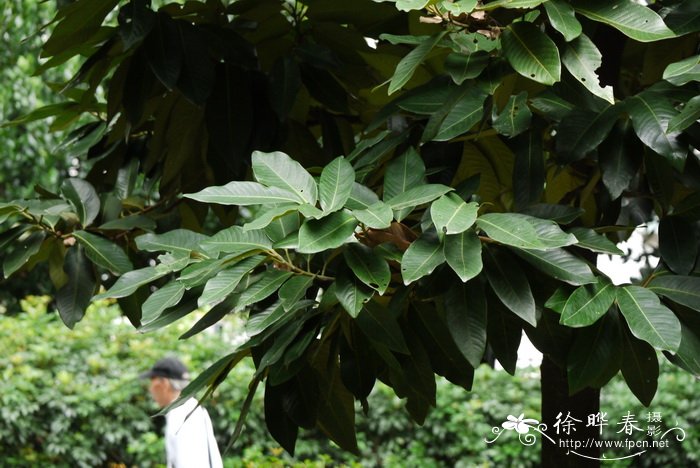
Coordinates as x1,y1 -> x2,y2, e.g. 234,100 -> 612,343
165,397 -> 223,468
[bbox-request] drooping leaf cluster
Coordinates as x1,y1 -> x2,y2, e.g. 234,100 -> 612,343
2,0 -> 700,454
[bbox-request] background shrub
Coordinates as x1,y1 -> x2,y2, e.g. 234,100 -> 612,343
1,299 -> 697,467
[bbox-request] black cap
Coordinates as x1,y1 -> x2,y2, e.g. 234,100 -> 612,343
140,357 -> 190,380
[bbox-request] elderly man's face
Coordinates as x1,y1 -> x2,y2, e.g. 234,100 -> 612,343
148,377 -> 173,408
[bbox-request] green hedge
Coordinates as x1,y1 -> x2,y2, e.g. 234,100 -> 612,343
1,298 -> 698,467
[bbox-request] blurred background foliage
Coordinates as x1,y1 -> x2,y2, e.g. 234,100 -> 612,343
1,297 -> 697,467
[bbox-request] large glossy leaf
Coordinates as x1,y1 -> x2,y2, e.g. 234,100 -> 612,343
666,322 -> 700,376
237,270 -> 294,310
99,214 -> 157,231
560,277 -> 616,327
344,244 -> 390,295
572,0 -> 676,42
345,182 -> 380,210
202,226 -> 272,256
278,275 -> 313,311
432,88 -> 487,141
658,216 -> 697,275
481,0 -> 545,10
616,286 -> 681,352
352,202 -> 393,229
476,213 -> 576,250
502,22 -> 561,85
335,271 -> 373,318
620,332 -> 658,406
444,230 -> 482,283
141,281 -> 186,324
513,247 -> 596,286
513,130 -> 544,209
667,95 -> 700,133
388,32 -> 445,95
662,55 -> 700,86
136,229 -> 208,255
492,91 -> 531,137
567,312 -> 622,393
319,156 -> 355,214
56,246 -> 96,329
648,276 -> 700,312
73,230 -> 133,275
598,120 -> 640,200
94,266 -> 167,299
243,205 -> 299,231
662,0 -> 700,36
555,107 -> 619,163
185,181 -> 301,206
430,194 -> 478,235
544,0 -> 582,41
486,296 -> 522,375
444,281 -> 487,368
387,184 -> 453,212
252,151 -> 317,205
198,256 -> 263,307
297,211 -> 357,254
569,227 -> 624,256
484,248 -> 536,326
627,92 -> 687,170
444,51 -> 489,85
383,148 -> 425,201
356,301 -> 409,353
61,178 -> 100,227
3,231 -> 46,278
562,34 -> 614,104
401,234 -> 445,285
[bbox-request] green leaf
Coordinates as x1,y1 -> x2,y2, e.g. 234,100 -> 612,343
481,0 -> 544,9
279,275 -> 313,311
61,178 -> 100,227
345,182 -> 380,210
598,120 -> 640,200
616,286 -> 681,352
297,211 -> 358,254
353,202 -> 393,229
136,229 -> 208,254
344,244 -> 391,295
198,256 -> 263,307
620,332 -> 658,406
648,275 -> 700,312
252,151 -> 317,205
662,54 -> 700,86
544,0 -> 582,41
3,231 -> 46,278
572,0 -> 676,42
387,184 -> 453,212
141,281 -> 186,324
560,277 -> 616,327
394,0 -> 431,11
243,205 -> 299,231
658,216 -> 697,275
502,22 -> 561,85
94,266 -> 167,300
73,230 -> 133,275
319,156 -> 355,214
185,181 -> 301,206
530,91 -> 575,121
486,296 -> 522,375
444,230 -> 482,283
545,286 -> 571,314
265,212 -> 301,243
562,34 -> 615,104
430,194 -> 478,235
432,88 -> 487,141
476,213 -> 577,250
383,148 -> 425,201
666,322 -> 700,376
567,312 -> 622,393
388,32 -> 446,95
444,51 -> 489,85
99,215 -> 157,231
335,271 -> 373,318
444,281 -> 487,368
202,226 -> 272,256
56,246 -> 96,329
667,95 -> 700,133
484,248 -> 536,326
662,0 -> 700,36
237,270 -> 294,310
512,247 -> 596,286
356,301 -> 409,353
627,92 -> 687,170
513,131 -> 544,209
401,234 -> 445,285
555,107 -> 620,163
569,227 -> 624,255
492,91 -> 531,137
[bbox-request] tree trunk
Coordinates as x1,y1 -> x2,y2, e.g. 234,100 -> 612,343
540,355 -> 600,467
